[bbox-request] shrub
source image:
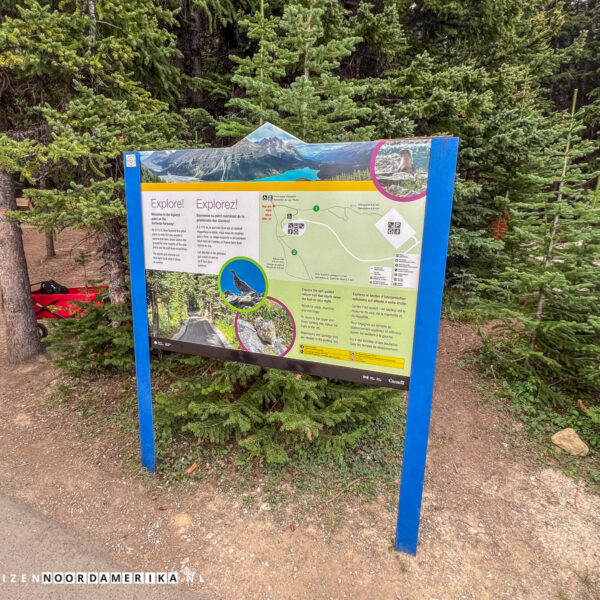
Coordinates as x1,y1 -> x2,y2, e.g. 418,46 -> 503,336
154,356 -> 402,463
46,296 -> 135,377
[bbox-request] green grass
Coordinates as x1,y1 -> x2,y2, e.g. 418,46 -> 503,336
469,355 -> 600,493
215,319 -> 240,349
153,403 -> 407,521
43,372 -> 408,523
441,291 -> 486,324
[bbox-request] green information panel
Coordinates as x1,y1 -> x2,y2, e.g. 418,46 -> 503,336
124,127 -> 459,555
139,124 -> 433,389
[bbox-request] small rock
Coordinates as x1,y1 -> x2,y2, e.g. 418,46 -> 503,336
181,566 -> 197,581
170,512 -> 193,533
551,428 -> 589,456
224,291 -> 264,310
259,502 -> 271,512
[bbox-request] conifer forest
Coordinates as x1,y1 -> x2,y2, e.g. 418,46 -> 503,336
0,0 -> 599,462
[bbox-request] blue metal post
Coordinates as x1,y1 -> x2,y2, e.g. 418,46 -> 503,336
123,152 -> 156,472
395,137 -> 459,554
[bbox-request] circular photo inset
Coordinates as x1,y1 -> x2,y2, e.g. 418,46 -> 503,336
219,257 -> 268,312
235,297 -> 296,357
371,140 -> 429,201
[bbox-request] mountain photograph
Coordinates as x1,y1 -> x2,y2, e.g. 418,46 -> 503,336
140,123 -> 379,183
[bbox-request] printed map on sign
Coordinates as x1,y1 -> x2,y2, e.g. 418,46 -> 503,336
138,124 -> 432,389
261,196 -> 423,289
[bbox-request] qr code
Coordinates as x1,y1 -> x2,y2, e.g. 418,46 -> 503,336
125,154 -> 137,168
387,221 -> 402,235
287,222 -> 305,235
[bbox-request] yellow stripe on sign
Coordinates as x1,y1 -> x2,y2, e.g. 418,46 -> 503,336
352,352 -> 405,369
301,345 -> 353,361
140,181 -> 376,192
300,345 -> 405,369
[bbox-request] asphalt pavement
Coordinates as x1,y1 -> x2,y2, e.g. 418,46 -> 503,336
0,493 -> 206,600
173,318 -> 227,347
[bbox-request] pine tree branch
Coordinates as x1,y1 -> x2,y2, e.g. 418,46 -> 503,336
531,89 -> 579,350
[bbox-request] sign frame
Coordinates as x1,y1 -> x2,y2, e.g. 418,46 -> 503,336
123,136 -> 459,556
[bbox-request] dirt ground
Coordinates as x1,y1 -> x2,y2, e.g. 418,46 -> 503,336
22,226 -> 105,289
0,228 -> 598,600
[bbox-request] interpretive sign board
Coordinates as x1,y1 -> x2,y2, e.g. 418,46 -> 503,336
124,124 -> 459,555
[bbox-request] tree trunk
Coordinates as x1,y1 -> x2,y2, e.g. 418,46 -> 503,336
101,217 -> 127,305
39,176 -> 56,259
86,0 -> 96,45
45,231 -> 56,258
259,0 -> 265,126
530,90 -> 578,350
151,289 -> 159,338
0,169 -> 42,363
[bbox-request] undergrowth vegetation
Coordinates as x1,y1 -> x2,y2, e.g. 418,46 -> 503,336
17,0 -> 600,491
47,308 -> 405,477
153,355 -> 403,465
474,363 -> 600,491
44,348 -> 407,512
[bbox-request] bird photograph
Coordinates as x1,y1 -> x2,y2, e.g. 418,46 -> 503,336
220,258 -> 267,311
230,269 -> 256,295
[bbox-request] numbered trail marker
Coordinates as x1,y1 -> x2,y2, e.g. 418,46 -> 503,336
124,124 -> 459,555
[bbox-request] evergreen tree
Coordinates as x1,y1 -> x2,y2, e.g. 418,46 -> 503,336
481,91 -> 600,409
219,0 -> 371,142
0,0 -> 186,303
217,0 -> 287,139
355,0 -> 579,294
155,357 -> 401,463
3,0 -> 598,455
274,0 -> 370,141
550,0 -> 599,114
549,0 -> 600,175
